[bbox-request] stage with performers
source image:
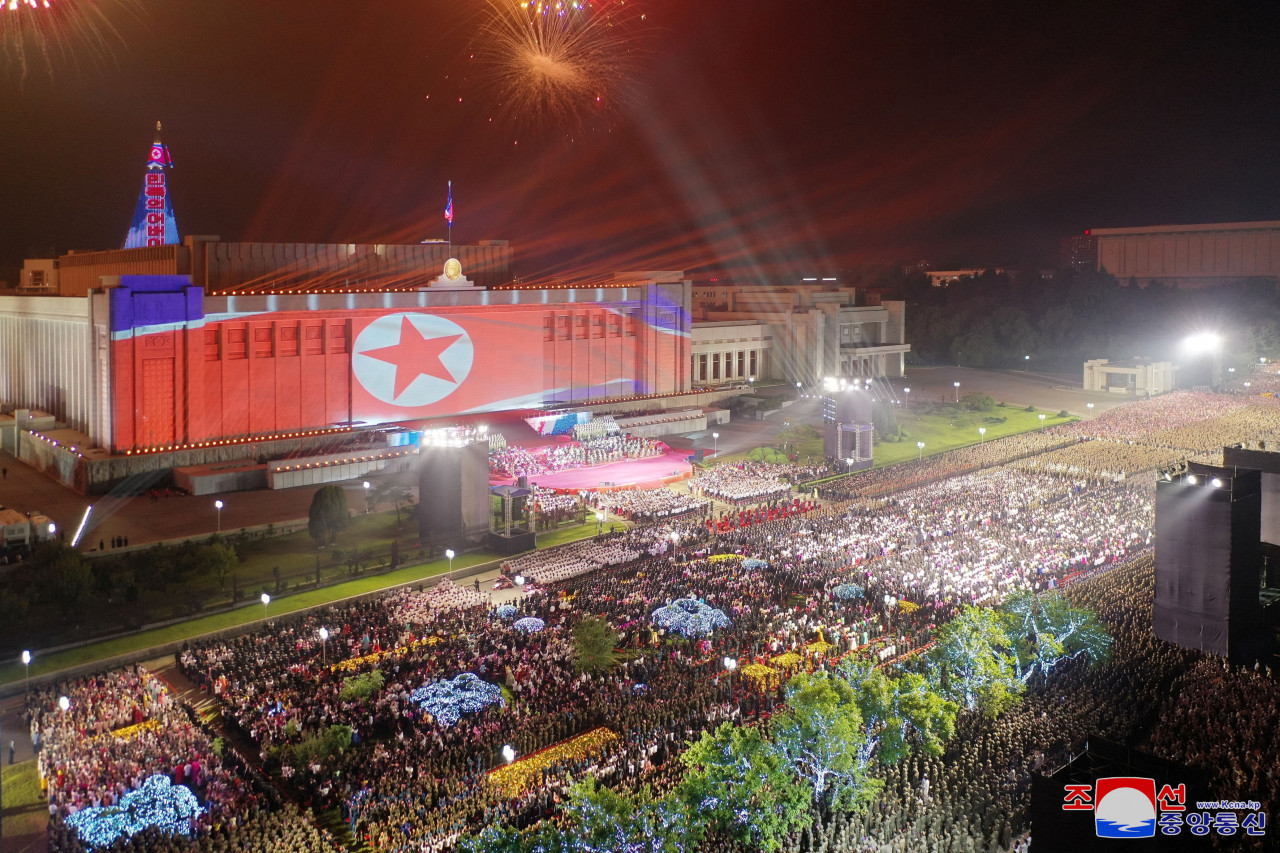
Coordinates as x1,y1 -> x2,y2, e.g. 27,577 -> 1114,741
488,446 -> 693,492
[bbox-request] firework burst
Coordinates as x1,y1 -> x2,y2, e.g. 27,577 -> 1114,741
2,0 -> 140,81
472,0 -> 651,131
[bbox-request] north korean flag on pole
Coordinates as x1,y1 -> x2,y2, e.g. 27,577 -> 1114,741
444,180 -> 453,244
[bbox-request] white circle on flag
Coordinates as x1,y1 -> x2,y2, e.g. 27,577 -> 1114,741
352,312 -> 474,407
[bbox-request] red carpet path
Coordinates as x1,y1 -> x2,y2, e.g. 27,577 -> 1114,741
488,448 -> 694,492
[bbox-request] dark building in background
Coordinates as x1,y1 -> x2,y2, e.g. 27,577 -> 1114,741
1059,231 -> 1098,272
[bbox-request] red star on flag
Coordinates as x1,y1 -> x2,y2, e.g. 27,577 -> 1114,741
360,316 -> 463,399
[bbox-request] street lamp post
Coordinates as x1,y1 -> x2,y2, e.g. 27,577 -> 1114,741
363,481 -> 371,513
916,441 -> 925,461
953,381 -> 960,403
903,387 -> 910,410
1024,354 -> 1030,372
214,500 -> 223,533
1038,413 -> 1046,431
318,627 -> 329,665
978,427 -> 986,444
445,548 -> 455,572
21,650 -> 31,694
712,432 -> 719,458
723,656 -> 737,693
58,696 -> 70,713
261,592 -> 270,620
595,511 -> 604,535
1087,402 -> 1095,416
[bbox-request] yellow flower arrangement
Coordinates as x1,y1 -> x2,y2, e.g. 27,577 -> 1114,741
487,727 -> 620,798
771,651 -> 803,671
898,600 -> 920,614
739,662 -> 780,691
101,719 -> 161,742
707,554 -> 743,563
330,636 -> 441,674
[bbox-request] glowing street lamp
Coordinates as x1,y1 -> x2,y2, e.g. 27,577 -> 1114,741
723,656 -> 738,692
1038,413 -> 1046,431
712,432 -> 719,457
445,548 -> 455,571
595,511 -> 605,535
21,649 -> 31,694
903,387 -> 910,409
502,744 -> 517,764
260,592 -> 271,619
58,695 -> 70,713
953,381 -> 960,402
1087,402 -> 1095,415
214,499 -> 224,533
514,574 -> 525,587
1024,354 -> 1030,372
363,481 -> 371,513
318,627 -> 329,664
978,427 -> 986,444
916,441 -> 925,461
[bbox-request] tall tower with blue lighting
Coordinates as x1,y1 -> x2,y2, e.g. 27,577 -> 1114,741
123,122 -> 179,249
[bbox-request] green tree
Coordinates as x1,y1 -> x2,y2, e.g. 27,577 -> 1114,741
772,672 -> 882,814
998,590 -> 1112,685
835,661 -> 958,767
562,778 -> 696,853
340,670 -> 385,700
308,485 -> 350,545
927,606 -> 1023,717
49,547 -> 93,613
197,542 -> 239,589
373,482 -> 414,526
571,617 -> 618,673
678,722 -> 811,851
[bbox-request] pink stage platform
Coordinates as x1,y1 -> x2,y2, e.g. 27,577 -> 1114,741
489,448 -> 693,493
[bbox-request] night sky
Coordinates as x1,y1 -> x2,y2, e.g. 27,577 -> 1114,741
2,0 -> 1278,284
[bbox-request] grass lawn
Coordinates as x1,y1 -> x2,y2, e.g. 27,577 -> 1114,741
0,553 -> 483,688
872,405 -> 1075,467
0,518 -> 606,689
1,760 -> 46,853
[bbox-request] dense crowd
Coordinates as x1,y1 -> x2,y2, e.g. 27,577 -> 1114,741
591,487 -> 710,521
690,460 -> 794,502
29,389 -> 1280,853
25,667 -> 341,853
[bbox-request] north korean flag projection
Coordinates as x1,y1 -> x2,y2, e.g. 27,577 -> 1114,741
351,309 -> 548,421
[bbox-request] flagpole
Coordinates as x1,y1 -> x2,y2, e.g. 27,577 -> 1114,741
447,180 -> 452,246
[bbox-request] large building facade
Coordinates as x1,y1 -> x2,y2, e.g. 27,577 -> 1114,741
690,281 -> 909,387
0,245 -> 692,461
1092,220 -> 1280,286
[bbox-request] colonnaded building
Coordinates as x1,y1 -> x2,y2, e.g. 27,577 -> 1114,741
0,128 -> 908,494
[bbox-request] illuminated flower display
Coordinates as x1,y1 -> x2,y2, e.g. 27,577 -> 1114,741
410,673 -> 505,726
650,598 -> 731,638
488,727 -> 620,798
512,616 -> 545,633
741,558 -> 769,570
494,604 -> 519,619
64,774 -> 203,849
832,583 -> 865,601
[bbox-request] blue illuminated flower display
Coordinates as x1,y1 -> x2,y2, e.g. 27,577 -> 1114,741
651,598 -> 731,638
512,616 -> 545,633
742,558 -> 769,570
410,673 -> 505,726
64,774 -> 204,849
832,583 -> 865,601
495,604 -> 519,619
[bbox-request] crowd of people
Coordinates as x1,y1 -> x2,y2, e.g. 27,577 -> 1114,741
690,460 -> 794,502
25,667 -> 341,853
591,487 -> 710,521
489,433 -> 666,478
27,389 -> 1280,853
